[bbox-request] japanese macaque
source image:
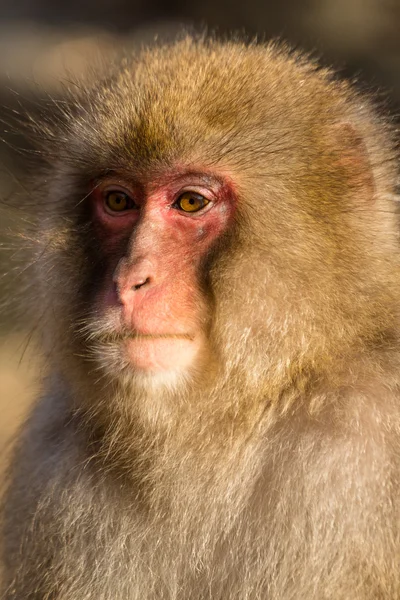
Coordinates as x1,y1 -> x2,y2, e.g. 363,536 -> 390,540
1,37 -> 400,600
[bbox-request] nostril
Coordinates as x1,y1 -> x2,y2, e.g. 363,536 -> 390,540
132,277 -> 150,291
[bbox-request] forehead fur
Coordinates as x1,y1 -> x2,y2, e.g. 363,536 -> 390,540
32,35 -> 392,224
62,39 -> 368,172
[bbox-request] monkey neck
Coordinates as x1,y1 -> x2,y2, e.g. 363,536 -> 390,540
44,359 -> 400,581
53,337 -> 400,486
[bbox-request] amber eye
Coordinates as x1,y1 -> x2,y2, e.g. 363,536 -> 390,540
104,190 -> 133,212
177,192 -> 209,213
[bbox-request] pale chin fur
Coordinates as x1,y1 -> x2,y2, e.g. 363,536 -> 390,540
91,337 -> 192,390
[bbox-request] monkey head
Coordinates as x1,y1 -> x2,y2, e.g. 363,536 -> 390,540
23,38 -> 399,425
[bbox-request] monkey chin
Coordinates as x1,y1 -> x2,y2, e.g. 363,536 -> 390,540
123,334 -> 201,374
92,330 -> 206,394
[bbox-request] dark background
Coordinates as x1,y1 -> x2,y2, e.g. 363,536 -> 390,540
0,0 -> 399,92
0,0 -> 399,456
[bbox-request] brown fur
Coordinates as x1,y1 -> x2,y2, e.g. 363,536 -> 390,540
2,37 -> 400,599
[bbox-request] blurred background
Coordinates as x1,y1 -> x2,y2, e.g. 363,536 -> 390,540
0,0 -> 400,465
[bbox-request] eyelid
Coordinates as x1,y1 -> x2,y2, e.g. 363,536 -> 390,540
101,184 -> 135,198
177,185 -> 213,198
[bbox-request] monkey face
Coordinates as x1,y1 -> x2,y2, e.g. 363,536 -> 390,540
78,169 -> 236,378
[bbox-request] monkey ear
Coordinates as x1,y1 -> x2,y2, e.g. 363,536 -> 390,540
332,122 -> 375,202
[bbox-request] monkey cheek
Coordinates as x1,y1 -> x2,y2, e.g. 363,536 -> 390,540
123,335 -> 202,373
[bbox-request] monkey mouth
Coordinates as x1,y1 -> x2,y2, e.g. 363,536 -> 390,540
96,332 -> 195,344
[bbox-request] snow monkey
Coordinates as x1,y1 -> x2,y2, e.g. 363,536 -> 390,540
1,37 -> 400,599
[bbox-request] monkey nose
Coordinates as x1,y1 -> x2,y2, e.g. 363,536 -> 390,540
113,258 -> 154,297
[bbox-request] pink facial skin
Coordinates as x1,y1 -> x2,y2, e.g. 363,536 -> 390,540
91,171 -> 236,373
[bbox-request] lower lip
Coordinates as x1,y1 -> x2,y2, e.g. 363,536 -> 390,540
122,335 -> 199,372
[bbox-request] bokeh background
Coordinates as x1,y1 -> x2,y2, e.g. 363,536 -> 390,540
0,0 -> 400,467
